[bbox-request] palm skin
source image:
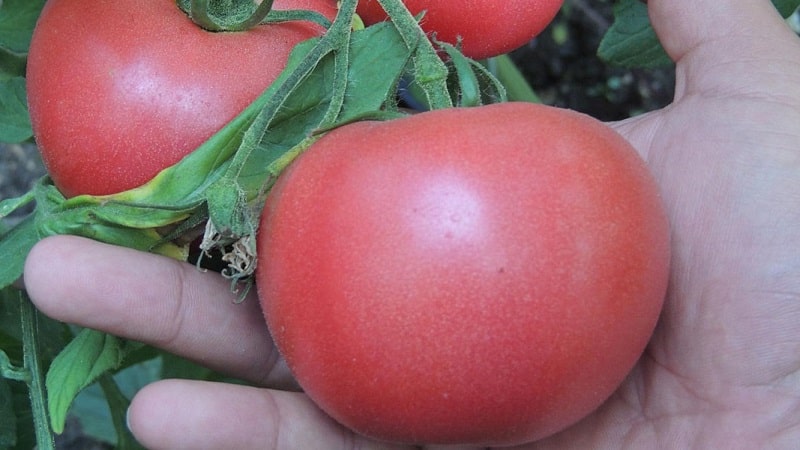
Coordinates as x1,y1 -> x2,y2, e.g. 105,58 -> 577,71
533,1 -> 800,447
23,0 -> 800,448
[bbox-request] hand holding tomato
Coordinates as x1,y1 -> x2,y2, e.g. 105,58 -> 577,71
23,0 -> 800,448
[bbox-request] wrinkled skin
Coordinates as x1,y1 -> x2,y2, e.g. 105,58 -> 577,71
26,0 -> 336,197
24,0 -> 800,448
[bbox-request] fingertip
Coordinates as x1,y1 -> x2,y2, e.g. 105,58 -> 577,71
648,0 -> 792,62
23,235 -> 94,317
127,380 -> 354,450
127,380 -> 186,450
127,379 -> 273,450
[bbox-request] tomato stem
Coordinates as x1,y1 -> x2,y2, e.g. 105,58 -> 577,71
376,0 -> 453,109
180,0 -> 272,32
180,0 -> 332,32
19,291 -> 56,450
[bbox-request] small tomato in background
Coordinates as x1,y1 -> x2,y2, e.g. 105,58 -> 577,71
356,0 -> 564,59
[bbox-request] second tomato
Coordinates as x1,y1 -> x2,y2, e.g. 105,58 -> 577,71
356,0 -> 564,59
26,0 -> 337,197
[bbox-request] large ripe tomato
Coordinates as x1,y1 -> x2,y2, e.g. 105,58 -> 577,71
356,0 -> 563,60
256,102 -> 670,445
26,0 -> 337,198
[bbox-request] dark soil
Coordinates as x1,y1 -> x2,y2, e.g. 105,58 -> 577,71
510,0 -> 675,121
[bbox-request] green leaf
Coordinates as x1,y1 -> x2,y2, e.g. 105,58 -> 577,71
0,188 -> 35,220
45,329 -> 134,434
0,0 -> 46,55
0,77 -> 33,143
204,17 -> 416,281
488,55 -> 541,104
1,349 -> 28,382
774,0 -> 800,17
0,214 -> 38,290
0,48 -> 26,79
598,0 -> 672,69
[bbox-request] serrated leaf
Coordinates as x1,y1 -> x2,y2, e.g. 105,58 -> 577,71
0,77 -> 33,143
598,0 -> 672,69
45,329 -> 133,434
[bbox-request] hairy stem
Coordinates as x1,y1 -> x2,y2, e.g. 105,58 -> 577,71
20,291 -> 55,450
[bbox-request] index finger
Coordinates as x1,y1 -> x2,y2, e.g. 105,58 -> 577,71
23,235 -> 294,388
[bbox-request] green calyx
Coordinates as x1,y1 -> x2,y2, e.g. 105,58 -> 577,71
176,0 -> 332,32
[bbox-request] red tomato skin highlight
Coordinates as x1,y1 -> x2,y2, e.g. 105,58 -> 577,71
356,0 -> 564,59
257,103 -> 670,445
26,0 -> 337,197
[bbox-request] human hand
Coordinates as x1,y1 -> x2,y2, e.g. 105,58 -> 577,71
23,0 -> 800,448
534,0 -> 800,447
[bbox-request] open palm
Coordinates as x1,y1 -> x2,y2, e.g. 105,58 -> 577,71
24,0 -> 800,448
533,1 -> 800,447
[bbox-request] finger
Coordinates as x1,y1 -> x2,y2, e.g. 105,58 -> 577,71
648,0 -> 795,62
23,235 -> 291,387
612,0 -> 800,150
127,379 -> 411,450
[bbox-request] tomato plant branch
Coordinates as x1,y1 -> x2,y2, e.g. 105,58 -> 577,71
0,350 -> 30,383
201,0 -> 360,283
376,0 -> 452,109
19,291 -> 55,450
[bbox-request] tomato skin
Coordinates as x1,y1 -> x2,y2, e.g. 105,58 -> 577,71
356,0 -> 563,60
26,0 -> 337,198
257,103 -> 670,445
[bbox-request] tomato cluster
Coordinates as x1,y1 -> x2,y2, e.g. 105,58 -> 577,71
25,0 -> 670,446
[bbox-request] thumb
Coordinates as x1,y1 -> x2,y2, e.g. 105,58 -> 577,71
647,0 -> 800,98
648,0 -> 792,62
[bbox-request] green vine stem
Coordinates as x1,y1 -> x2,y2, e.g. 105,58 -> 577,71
376,0 -> 453,109
20,291 -> 55,450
